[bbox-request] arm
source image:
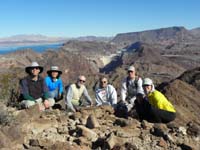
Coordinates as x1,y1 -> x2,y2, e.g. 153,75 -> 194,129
42,79 -> 49,99
95,89 -> 103,106
58,79 -> 63,94
137,78 -> 144,95
121,79 -> 127,102
21,79 -> 35,101
83,87 -> 92,105
65,86 -> 76,112
108,85 -> 117,105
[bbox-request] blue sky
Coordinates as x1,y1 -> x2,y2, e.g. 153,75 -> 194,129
0,0 -> 199,37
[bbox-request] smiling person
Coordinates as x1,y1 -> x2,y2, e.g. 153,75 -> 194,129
135,78 -> 176,123
45,66 -> 63,101
20,62 -> 55,111
95,76 -> 117,107
120,65 -> 144,111
65,75 -> 93,112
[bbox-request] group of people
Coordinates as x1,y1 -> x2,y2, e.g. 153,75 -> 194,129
20,61 -> 176,123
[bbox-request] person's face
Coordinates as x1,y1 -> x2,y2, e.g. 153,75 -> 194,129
51,71 -> 59,78
31,67 -> 40,76
143,85 -> 152,95
77,76 -> 86,86
100,78 -> 108,88
128,70 -> 135,79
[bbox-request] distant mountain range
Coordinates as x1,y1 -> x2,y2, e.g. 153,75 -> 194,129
111,26 -> 200,48
0,34 -> 67,47
0,34 -> 113,47
1,26 -> 200,48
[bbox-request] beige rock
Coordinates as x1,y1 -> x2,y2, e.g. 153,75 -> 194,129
116,127 -> 141,138
158,137 -> 168,148
77,125 -> 98,141
57,125 -> 69,134
0,131 -> 11,148
86,114 -> 100,129
1,124 -> 24,145
79,113 -> 89,125
77,136 -> 92,147
106,133 -> 124,149
141,120 -> 154,130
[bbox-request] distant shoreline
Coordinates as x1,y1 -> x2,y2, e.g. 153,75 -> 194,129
0,43 -> 63,54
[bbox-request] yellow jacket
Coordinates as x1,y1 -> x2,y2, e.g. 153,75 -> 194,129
148,90 -> 176,113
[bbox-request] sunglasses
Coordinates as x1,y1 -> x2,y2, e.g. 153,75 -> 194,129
128,70 -> 134,73
79,79 -> 86,83
100,81 -> 107,84
31,67 -> 40,70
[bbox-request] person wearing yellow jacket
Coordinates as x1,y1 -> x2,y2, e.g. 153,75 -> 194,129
135,78 -> 176,123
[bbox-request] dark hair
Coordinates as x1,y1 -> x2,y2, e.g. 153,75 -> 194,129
47,71 -> 60,79
99,76 -> 108,82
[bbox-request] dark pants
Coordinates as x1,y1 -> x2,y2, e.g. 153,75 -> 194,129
135,99 -> 176,123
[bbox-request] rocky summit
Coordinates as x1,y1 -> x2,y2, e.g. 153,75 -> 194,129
0,26 -> 200,150
0,104 -> 199,150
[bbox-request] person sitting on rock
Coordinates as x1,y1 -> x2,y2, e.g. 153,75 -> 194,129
20,62 -> 55,111
120,65 -> 144,112
65,75 -> 93,112
95,76 -> 117,107
45,66 -> 63,101
135,78 -> 176,123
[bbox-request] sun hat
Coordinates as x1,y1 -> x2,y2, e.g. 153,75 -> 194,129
47,66 -> 62,75
25,62 -> 43,74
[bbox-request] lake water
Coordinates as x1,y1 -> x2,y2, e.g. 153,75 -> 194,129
0,43 -> 63,54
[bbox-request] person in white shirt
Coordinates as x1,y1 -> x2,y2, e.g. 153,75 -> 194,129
121,65 -> 144,112
95,77 -> 117,107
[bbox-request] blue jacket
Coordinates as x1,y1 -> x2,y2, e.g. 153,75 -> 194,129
45,76 -> 63,94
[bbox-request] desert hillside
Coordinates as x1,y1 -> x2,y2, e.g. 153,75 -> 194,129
0,26 -> 200,150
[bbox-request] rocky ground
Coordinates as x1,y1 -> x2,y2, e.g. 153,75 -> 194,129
0,102 -> 199,150
1,26 -> 200,149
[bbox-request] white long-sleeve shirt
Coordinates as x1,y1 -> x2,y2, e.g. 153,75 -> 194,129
121,77 -> 144,104
95,84 -> 117,107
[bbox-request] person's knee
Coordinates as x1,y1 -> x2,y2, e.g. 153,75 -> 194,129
21,100 -> 36,108
48,98 -> 55,107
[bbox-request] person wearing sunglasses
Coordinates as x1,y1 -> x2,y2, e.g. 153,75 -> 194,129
20,62 -> 55,111
65,75 -> 93,112
95,76 -> 117,107
118,65 -> 144,117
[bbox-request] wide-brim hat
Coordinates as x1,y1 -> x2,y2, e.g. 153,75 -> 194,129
47,66 -> 62,74
25,62 -> 43,74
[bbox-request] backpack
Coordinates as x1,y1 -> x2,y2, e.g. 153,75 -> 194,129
125,76 -> 142,101
126,76 -> 140,89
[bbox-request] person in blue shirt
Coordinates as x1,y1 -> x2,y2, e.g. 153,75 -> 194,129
45,66 -> 63,101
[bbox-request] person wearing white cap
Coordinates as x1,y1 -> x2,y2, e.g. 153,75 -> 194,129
45,66 -> 63,101
20,62 -> 55,111
119,65 -> 144,114
135,78 -> 176,123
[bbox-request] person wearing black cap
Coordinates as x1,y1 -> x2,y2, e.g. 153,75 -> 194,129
20,62 -> 55,111
45,66 -> 63,101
